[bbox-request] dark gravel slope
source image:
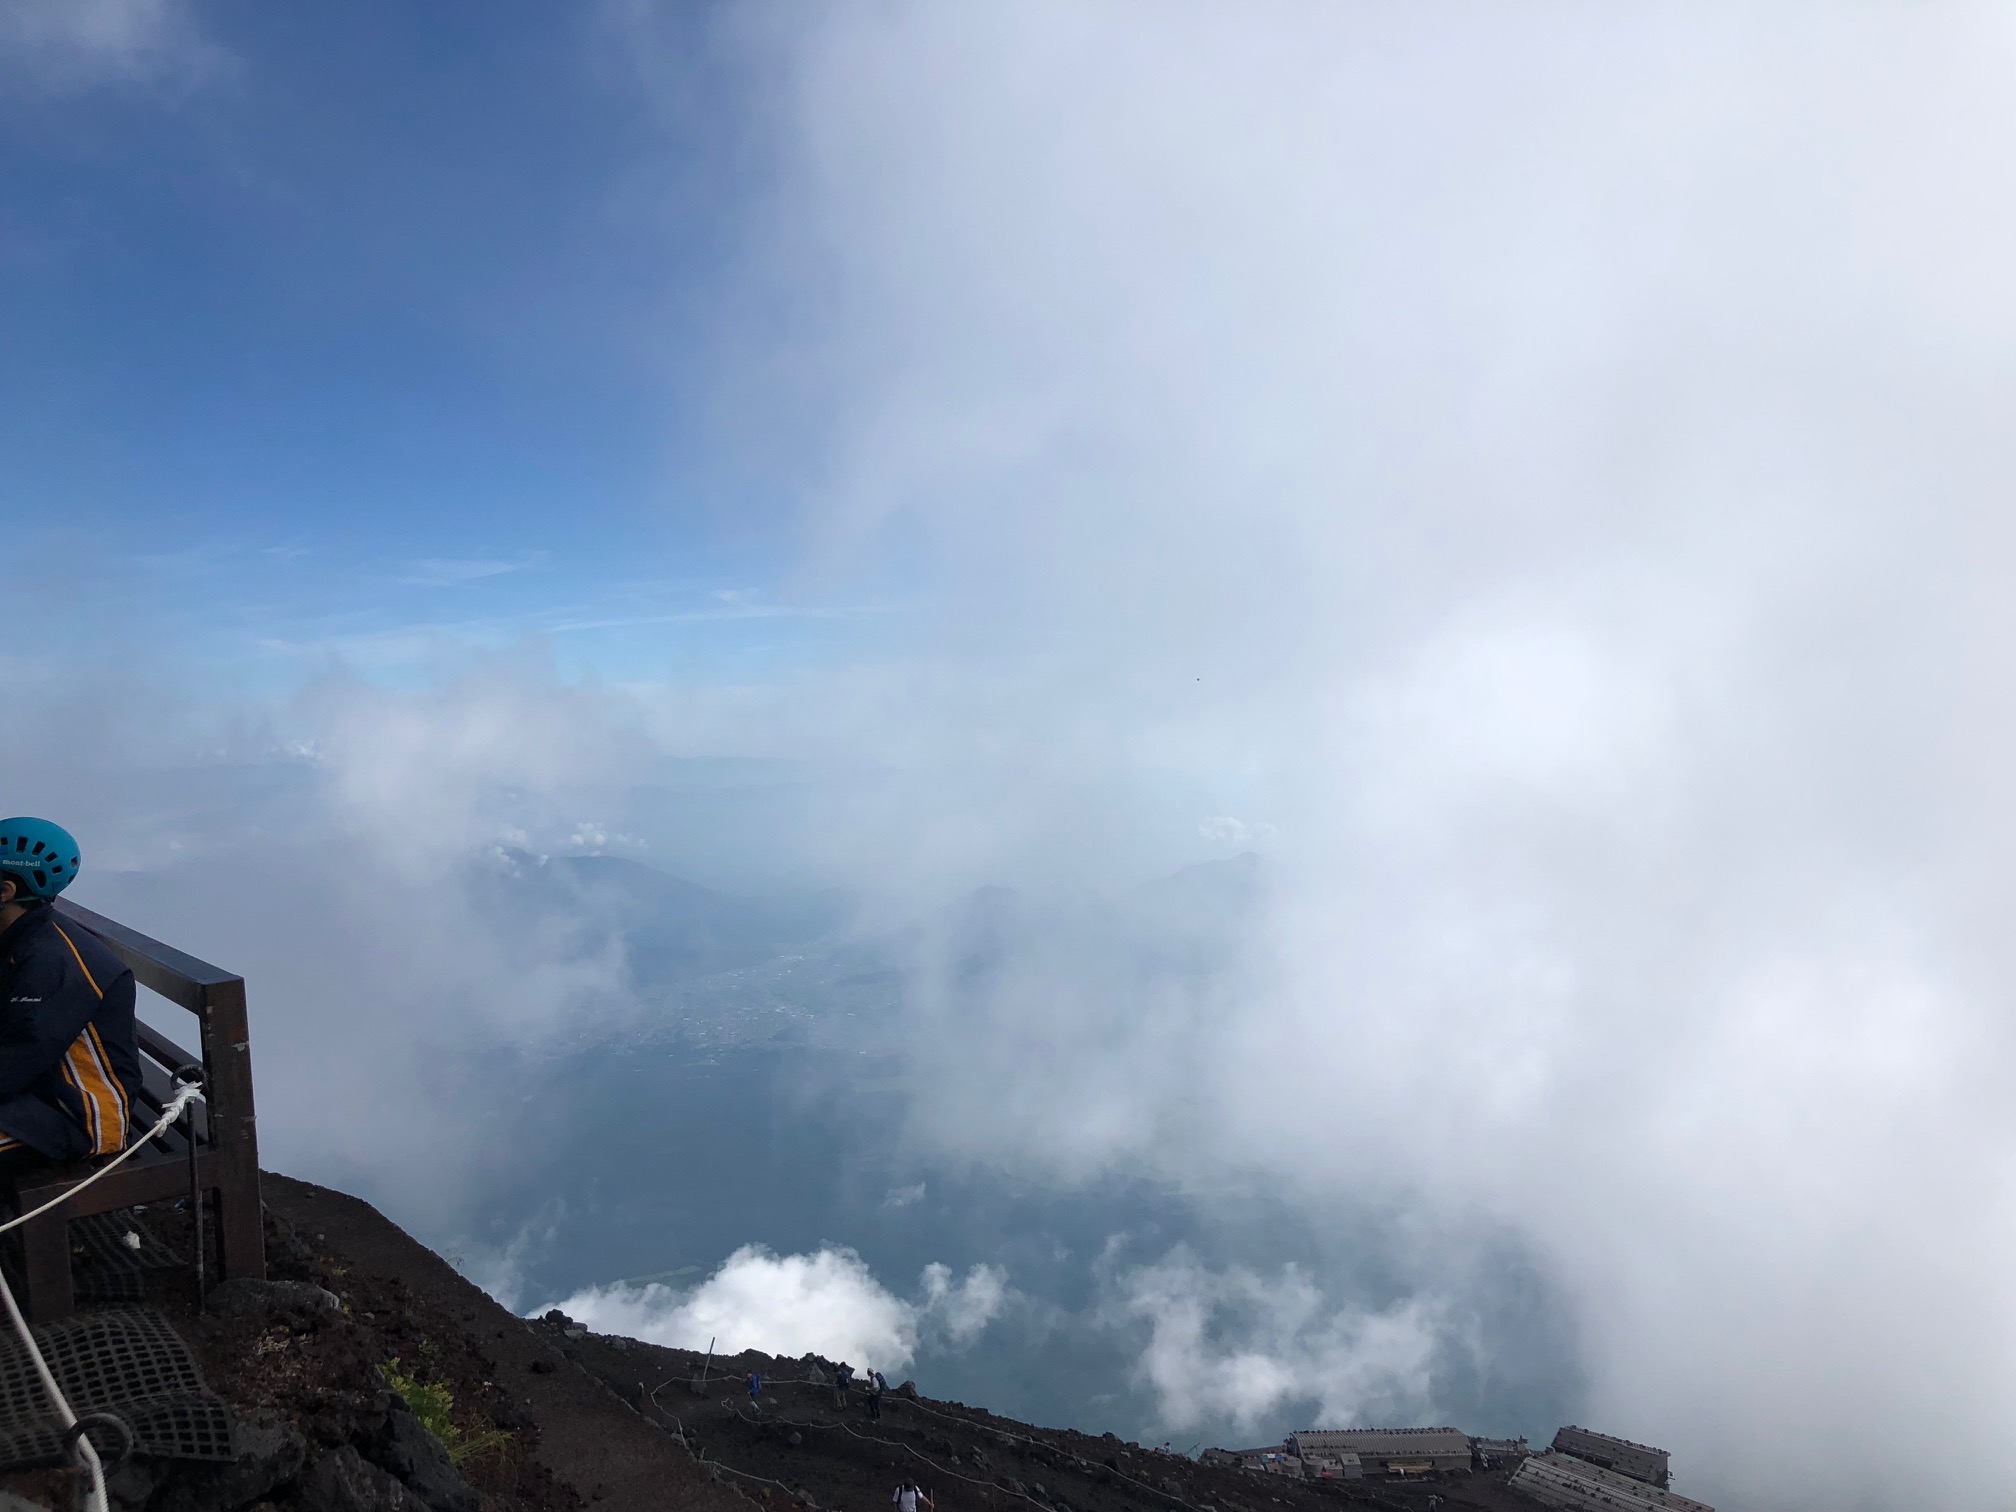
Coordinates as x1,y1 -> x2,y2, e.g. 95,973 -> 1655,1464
0,1175 -> 1543,1512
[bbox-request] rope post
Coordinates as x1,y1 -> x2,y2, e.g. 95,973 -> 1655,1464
172,1066 -> 206,1308
698,1335 -> 715,1390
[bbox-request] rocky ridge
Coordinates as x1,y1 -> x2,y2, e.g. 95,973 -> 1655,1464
0,1175 -> 1536,1512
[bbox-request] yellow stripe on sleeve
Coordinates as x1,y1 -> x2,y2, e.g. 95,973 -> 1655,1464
49,925 -> 104,1000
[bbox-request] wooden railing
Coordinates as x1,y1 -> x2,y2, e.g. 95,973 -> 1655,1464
5,901 -> 266,1317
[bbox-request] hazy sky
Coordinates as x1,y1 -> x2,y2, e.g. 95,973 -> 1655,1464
10,4 -> 2016,1508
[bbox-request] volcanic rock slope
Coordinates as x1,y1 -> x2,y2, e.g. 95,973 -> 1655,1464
8,1175 -> 1542,1512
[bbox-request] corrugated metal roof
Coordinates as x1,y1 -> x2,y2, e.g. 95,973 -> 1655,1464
1552,1426 -> 1670,1484
1290,1428 -> 1469,1457
1513,1454 -> 1712,1512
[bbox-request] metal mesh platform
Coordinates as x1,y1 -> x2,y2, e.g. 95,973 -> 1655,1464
68,1211 -> 184,1305
71,1213 -> 183,1271
72,1265 -> 146,1306
0,1240 -> 139,1307
0,1211 -> 185,1307
0,1308 -> 235,1467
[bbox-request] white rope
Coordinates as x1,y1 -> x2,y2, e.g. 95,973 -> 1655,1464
898,1391 -> 1211,1512
0,1080 -> 203,1239
0,1079 -> 206,1512
0,1262 -> 106,1512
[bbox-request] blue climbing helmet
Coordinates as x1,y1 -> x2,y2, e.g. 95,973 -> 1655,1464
0,817 -> 80,900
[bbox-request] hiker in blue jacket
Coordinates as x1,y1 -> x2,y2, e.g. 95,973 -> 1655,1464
0,819 -> 142,1166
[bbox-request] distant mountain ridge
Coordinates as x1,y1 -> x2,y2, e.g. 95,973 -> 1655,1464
475,848 -> 844,986
944,851 -> 1269,991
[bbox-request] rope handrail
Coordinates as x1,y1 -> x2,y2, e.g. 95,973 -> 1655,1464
897,1394 -> 1209,1512
646,1361 -> 1199,1512
672,1356 -> 1204,1501
618,1341 -> 1426,1512
718,1398 -> 1054,1511
633,1361 -> 1028,1511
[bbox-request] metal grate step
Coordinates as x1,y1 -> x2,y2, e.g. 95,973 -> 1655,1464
0,1210 -> 187,1307
69,1211 -> 185,1305
70,1213 -> 183,1272
0,1308 -> 235,1467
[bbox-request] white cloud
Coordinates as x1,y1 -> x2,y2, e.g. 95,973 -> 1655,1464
547,1246 -> 1007,1372
919,1260 -> 1007,1345
1110,1250 -> 1442,1437
0,0 -> 220,92
563,821 -> 642,854
883,1182 -> 927,1209
0,665 -> 657,1226
402,556 -> 546,587
1198,817 -> 1275,847
638,5 -> 2016,1505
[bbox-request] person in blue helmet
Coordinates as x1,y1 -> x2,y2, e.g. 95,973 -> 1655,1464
0,819 -> 142,1166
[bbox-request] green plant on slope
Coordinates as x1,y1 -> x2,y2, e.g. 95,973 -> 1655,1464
381,1358 -> 513,1466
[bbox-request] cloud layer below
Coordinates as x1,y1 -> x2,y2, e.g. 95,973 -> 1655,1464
549,1247 -> 1009,1375
1110,1249 -> 1443,1439
670,6 -> 2016,1507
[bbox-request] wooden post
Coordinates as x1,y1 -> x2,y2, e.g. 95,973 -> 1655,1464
200,976 -> 265,1282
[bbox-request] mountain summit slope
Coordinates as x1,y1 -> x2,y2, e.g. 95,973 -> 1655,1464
50,1172 -> 1539,1512
0,1169 -> 1547,1512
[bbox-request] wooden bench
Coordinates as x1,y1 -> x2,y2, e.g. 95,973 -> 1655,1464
4,900 -> 265,1319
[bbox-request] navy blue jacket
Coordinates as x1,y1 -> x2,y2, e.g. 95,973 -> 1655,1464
0,906 -> 142,1159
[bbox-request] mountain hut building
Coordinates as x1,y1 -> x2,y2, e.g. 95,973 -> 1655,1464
1287,1429 -> 1470,1475
1551,1426 -> 1671,1488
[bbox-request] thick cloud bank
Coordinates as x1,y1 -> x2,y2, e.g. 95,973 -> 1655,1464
1110,1250 -> 1442,1438
549,1247 -> 1008,1372
6,4 -> 2016,1508
655,5 -> 2016,1508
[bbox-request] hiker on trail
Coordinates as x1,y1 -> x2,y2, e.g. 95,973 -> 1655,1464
865,1373 -> 885,1421
893,1483 -> 932,1512
0,819 -> 141,1168
835,1361 -> 855,1408
747,1370 -> 763,1410
872,1369 -> 889,1393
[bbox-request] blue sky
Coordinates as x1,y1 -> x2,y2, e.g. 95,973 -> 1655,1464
3,2 -> 862,688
